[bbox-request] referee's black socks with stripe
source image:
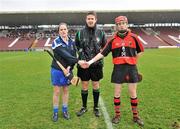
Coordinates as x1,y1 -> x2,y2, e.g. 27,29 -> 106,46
81,90 -> 88,108
93,89 -> 100,109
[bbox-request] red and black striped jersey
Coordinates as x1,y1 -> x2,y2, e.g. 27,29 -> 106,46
101,31 -> 144,65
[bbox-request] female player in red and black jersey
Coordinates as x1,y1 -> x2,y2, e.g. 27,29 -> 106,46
87,16 -> 144,126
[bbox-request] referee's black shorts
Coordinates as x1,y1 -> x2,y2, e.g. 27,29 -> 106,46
77,66 -> 103,81
111,64 -> 139,84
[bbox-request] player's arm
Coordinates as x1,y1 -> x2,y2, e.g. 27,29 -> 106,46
54,46 -> 86,68
88,53 -> 104,65
134,35 -> 144,61
53,46 -> 78,65
136,52 -> 143,61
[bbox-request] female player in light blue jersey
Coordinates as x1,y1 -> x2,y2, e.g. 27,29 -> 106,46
51,23 -> 86,122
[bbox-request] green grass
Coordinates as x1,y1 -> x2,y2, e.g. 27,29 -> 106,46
0,49 -> 180,129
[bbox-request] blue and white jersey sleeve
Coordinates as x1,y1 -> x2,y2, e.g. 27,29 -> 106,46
52,37 -> 78,65
52,37 -> 62,50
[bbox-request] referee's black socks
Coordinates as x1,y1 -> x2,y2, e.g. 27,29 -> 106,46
81,90 -> 88,108
93,89 -> 100,108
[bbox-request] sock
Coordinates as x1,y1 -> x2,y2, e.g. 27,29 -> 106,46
53,105 -> 59,113
114,97 -> 121,117
93,89 -> 100,108
62,104 -> 68,113
81,90 -> 88,108
130,97 -> 138,118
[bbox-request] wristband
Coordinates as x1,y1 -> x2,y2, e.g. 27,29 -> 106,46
88,59 -> 95,65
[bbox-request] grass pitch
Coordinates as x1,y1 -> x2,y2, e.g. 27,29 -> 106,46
0,48 -> 180,129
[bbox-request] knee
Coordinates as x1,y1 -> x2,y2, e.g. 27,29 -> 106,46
92,82 -> 99,89
82,82 -> 89,90
63,87 -> 69,94
54,88 -> 60,96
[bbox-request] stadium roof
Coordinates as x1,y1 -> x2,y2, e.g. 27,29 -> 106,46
0,0 -> 180,26
1,0 -> 180,12
0,11 -> 180,26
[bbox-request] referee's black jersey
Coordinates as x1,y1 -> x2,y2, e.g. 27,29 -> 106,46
101,31 -> 144,65
75,25 -> 106,67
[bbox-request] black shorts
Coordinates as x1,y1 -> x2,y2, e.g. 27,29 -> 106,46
111,64 -> 139,84
77,66 -> 103,81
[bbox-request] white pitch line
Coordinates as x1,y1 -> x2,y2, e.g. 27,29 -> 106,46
99,96 -> 113,129
8,37 -> 20,47
44,37 -> 52,46
138,36 -> 148,45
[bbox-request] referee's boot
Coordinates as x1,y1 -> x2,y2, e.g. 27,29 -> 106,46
52,112 -> 58,122
94,107 -> 100,117
133,116 -> 144,127
76,107 -> 87,117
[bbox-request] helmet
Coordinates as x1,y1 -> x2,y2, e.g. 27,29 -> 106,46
115,16 -> 128,24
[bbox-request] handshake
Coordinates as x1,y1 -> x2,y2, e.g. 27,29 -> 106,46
77,60 -> 94,69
